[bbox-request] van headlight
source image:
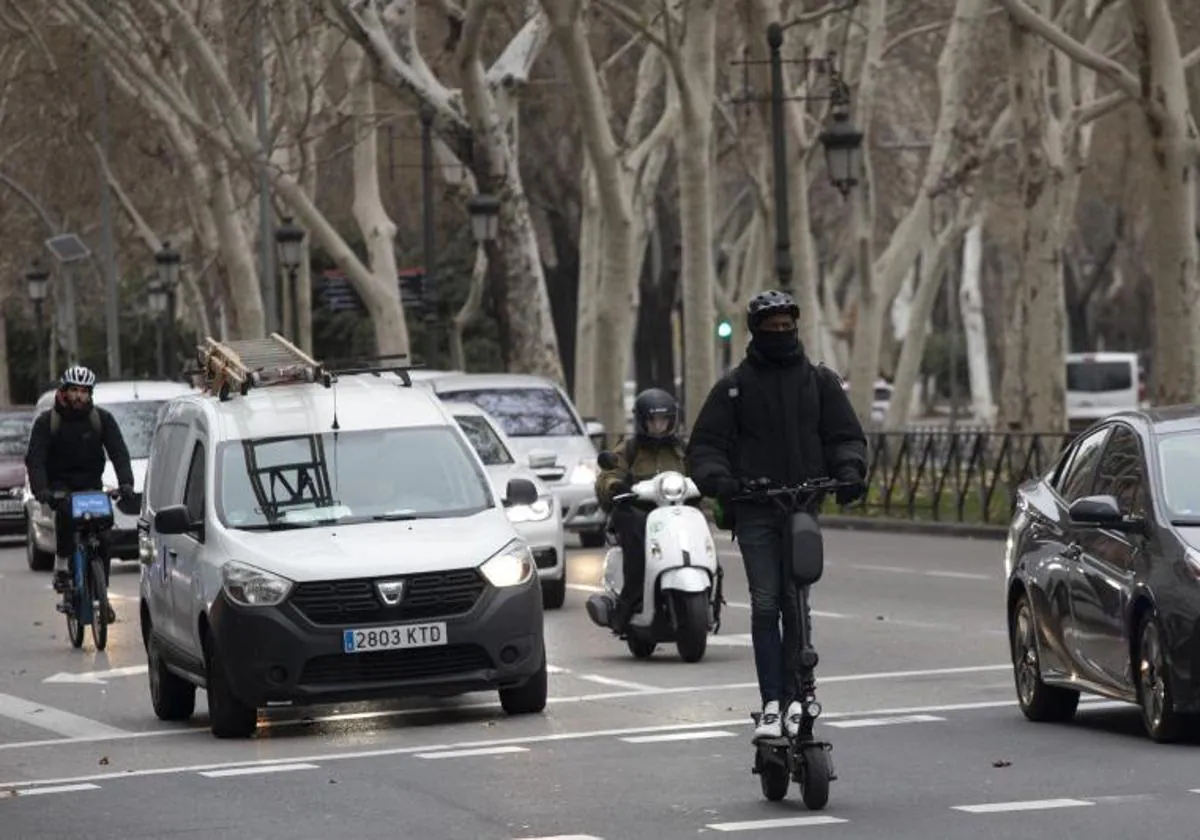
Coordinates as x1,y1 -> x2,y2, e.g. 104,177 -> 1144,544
569,460 -> 598,485
507,496 -> 553,523
221,561 -> 293,607
480,539 -> 535,587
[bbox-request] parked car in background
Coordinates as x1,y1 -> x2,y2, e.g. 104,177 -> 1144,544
445,401 -> 567,609
0,406 -> 34,537
1003,406 -> 1200,743
25,380 -> 195,571
423,373 -> 608,547
1066,351 -> 1144,431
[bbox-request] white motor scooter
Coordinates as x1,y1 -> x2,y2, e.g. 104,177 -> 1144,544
585,452 -> 725,662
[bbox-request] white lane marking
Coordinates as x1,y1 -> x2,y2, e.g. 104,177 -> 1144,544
621,730 -> 734,743
0,692 -> 128,739
513,835 -> 604,840
953,798 -> 1094,814
926,570 -> 992,580
826,714 -> 944,728
43,665 -> 148,685
577,674 -> 657,691
708,816 -> 848,830
416,746 -> 527,759
852,562 -> 994,581
199,763 -> 318,779
546,665 -> 571,675
0,696 -> 1038,791
707,633 -> 753,646
9,783 -> 101,797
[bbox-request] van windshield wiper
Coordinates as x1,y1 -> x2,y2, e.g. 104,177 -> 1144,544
237,521 -> 322,531
1170,518 -> 1200,527
372,512 -> 421,521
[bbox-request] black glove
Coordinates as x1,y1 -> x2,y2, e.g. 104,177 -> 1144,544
713,476 -> 742,502
833,470 -> 867,505
35,490 -> 53,506
118,484 -> 135,502
608,479 -> 631,497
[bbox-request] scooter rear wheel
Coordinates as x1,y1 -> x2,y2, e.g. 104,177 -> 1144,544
800,746 -> 831,810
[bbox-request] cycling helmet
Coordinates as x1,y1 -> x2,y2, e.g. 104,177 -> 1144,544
633,388 -> 679,440
60,365 -> 96,389
746,290 -> 799,330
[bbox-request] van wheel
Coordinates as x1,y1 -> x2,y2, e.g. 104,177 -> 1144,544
206,647 -> 258,738
541,577 -> 566,610
26,521 -> 52,572
499,654 -> 547,715
148,635 -> 196,721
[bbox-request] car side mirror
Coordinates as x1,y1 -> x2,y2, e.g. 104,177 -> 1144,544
597,450 -> 618,471
528,449 -> 558,470
154,504 -> 195,536
1068,494 -> 1145,534
504,477 -> 539,508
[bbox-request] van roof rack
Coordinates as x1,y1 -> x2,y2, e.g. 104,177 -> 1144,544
198,333 -> 332,401
324,354 -> 415,387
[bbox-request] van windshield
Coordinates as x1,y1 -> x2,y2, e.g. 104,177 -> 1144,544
437,387 -> 582,437
215,426 -> 494,530
1066,361 -> 1133,392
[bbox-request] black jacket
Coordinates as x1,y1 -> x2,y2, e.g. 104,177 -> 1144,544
685,342 -> 867,498
25,402 -> 135,497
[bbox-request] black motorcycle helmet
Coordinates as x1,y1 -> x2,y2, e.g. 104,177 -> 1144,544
633,388 -> 679,440
746,289 -> 800,331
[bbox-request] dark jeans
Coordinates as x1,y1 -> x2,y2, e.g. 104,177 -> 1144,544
734,504 -> 810,707
53,496 -> 112,583
610,504 -> 650,609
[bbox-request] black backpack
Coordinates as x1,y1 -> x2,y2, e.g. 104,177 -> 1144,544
49,406 -> 102,437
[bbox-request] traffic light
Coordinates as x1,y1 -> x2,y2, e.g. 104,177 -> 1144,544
716,318 -> 733,340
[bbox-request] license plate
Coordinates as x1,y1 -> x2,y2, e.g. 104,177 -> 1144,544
0,499 -> 19,514
342,622 -> 447,654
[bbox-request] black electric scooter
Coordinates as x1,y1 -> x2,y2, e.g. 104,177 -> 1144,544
732,477 -> 857,811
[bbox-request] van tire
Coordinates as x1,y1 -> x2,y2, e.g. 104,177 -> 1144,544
499,654 -> 547,715
206,647 -> 258,738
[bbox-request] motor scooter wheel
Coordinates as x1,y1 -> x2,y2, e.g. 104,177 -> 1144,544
758,755 -> 789,801
799,745 -> 831,810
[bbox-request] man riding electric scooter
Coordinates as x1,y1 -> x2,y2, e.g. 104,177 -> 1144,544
686,291 -> 868,740
587,388 -> 688,634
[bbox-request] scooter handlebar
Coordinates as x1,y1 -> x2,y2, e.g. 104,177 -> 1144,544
729,477 -> 858,504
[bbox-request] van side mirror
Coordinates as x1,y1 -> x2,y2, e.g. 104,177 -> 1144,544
155,505 -> 195,536
504,478 -> 539,508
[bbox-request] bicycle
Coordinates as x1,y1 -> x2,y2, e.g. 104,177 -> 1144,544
730,476 -> 859,811
51,489 -> 121,651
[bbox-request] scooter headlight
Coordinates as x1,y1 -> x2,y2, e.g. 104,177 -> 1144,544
659,473 -> 688,503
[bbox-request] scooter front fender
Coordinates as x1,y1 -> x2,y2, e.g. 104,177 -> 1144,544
659,565 -> 712,593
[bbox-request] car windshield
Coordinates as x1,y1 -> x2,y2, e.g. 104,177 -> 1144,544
1066,361 -> 1133,392
440,387 -> 582,437
216,426 -> 494,530
0,412 -> 32,457
104,401 -> 167,460
1158,432 -> 1200,520
454,415 -> 514,465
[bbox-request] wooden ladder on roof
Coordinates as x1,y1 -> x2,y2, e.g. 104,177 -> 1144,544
197,333 -> 332,400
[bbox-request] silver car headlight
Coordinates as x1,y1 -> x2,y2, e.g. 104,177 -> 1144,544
507,496 -> 553,523
569,460 -> 598,485
222,560 -> 293,607
479,539 -> 535,587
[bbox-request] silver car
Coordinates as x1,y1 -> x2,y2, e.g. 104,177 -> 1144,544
25,379 -> 196,570
424,373 -> 607,547
445,401 -> 567,609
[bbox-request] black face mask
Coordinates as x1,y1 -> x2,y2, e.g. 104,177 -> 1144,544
753,329 -> 800,361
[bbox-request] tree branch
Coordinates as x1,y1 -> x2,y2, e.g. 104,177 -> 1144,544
783,0 -> 858,32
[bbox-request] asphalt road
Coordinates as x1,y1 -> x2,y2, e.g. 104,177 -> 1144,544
0,529 -> 1191,840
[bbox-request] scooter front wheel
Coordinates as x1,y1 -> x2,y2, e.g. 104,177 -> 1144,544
673,591 -> 709,663
799,745 -> 832,810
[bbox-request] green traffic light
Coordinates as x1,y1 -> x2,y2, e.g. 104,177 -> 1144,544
716,320 -> 733,340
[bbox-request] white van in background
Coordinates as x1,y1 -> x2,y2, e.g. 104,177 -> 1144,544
1065,352 -> 1144,431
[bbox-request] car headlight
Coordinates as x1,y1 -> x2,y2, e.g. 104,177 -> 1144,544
659,472 -> 688,503
569,460 -> 598,485
507,496 -> 553,523
221,560 -> 293,607
479,539 -> 535,587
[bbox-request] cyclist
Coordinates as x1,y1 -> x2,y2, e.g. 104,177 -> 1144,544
25,366 -> 135,622
588,388 -> 688,634
686,290 -> 868,740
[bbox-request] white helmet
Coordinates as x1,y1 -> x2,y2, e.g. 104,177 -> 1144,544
60,365 -> 96,389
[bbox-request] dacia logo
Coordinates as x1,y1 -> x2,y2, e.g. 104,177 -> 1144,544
375,580 -> 405,606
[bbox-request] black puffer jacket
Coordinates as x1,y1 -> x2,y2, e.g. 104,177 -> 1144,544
686,342 -> 867,497
25,399 -> 134,496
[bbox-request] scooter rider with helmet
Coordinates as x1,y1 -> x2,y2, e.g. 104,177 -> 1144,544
25,365 -> 136,622
587,388 -> 688,634
686,290 -> 868,740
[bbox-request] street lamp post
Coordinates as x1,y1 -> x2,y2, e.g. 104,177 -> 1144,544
818,75 -> 864,199
155,240 -> 181,378
419,105 -> 438,368
467,193 -> 501,246
274,216 -> 305,341
25,259 -> 50,388
147,278 -> 168,378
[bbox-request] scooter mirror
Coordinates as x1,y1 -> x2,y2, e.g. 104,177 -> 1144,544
597,451 -> 619,470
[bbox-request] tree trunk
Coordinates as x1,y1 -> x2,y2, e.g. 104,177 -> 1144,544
959,218 -> 995,425
573,157 -> 602,412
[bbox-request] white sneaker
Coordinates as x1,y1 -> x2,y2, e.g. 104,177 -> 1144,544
754,701 -> 782,739
784,701 -> 803,738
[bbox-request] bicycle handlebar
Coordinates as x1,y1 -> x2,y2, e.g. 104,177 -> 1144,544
729,477 -> 859,505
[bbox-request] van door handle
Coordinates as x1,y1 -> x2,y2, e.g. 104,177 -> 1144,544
167,549 -> 177,560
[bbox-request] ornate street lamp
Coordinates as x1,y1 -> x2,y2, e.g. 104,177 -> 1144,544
274,217 -> 305,339
467,193 -> 501,245
818,72 -> 863,199
25,259 -> 50,387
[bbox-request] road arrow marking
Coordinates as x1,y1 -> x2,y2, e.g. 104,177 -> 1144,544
43,665 -> 148,685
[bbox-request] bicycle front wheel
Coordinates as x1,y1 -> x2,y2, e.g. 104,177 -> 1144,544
89,555 -> 109,651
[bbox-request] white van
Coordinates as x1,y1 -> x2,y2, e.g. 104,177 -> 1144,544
138,339 -> 547,738
1066,352 -> 1143,430
24,379 -> 196,571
